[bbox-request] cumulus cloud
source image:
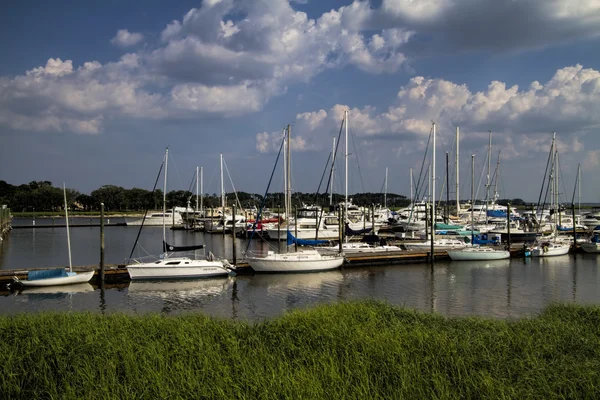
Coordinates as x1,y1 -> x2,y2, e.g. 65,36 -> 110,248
257,65 -> 600,158
3,0 -> 600,136
111,29 -> 144,47
372,0 -> 600,52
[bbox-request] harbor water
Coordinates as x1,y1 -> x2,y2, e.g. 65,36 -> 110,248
1,217 -> 599,320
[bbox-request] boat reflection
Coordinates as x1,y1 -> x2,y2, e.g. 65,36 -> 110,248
244,271 -> 344,292
19,282 -> 95,295
127,278 -> 235,314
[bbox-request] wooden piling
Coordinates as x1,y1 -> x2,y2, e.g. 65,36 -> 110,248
100,203 -> 105,284
232,205 -> 237,265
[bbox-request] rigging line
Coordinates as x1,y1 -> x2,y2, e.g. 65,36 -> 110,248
167,151 -> 186,194
222,157 -> 243,212
558,152 -> 569,205
246,131 -> 287,253
413,125 -> 433,204
349,125 -> 366,193
128,156 -> 165,260
535,138 -> 555,216
316,117 -> 345,235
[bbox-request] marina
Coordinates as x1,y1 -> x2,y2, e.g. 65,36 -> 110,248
1,218 -> 598,320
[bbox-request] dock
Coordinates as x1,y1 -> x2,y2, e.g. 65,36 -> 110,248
0,250 -> 452,288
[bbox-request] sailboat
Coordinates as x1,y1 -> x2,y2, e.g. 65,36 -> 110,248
12,183 -> 95,287
246,125 -> 344,273
447,153 -> 510,261
531,134 -> 570,258
127,148 -> 231,280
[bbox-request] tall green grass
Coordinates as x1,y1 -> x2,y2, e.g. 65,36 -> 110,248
1,301 -> 599,399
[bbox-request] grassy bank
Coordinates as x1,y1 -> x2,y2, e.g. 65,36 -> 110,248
1,301 -> 599,399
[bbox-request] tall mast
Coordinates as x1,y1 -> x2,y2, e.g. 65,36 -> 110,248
455,126 -> 460,215
163,148 -> 168,251
330,137 -> 336,206
432,122 -> 436,229
410,167 -> 413,204
471,154 -> 475,244
384,167 -> 388,209
345,110 -> 349,224
577,164 -> 581,216
282,128 -> 287,220
200,166 -> 203,216
63,182 -> 72,272
286,124 -> 292,220
220,153 -> 225,211
486,130 -> 492,216
196,166 -> 199,214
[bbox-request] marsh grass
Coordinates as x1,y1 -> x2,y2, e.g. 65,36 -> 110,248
1,301 -> 599,399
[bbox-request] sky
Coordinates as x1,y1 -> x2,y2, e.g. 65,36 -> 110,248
1,0 -> 600,203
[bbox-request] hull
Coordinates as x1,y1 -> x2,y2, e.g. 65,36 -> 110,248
404,240 -> 466,251
581,243 -> 600,253
267,229 -> 340,241
531,243 -> 570,257
318,244 -> 402,255
247,251 -> 344,273
127,258 -> 229,280
18,271 -> 95,287
447,248 -> 510,261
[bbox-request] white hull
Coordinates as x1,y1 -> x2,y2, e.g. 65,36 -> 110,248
247,250 -> 344,273
447,247 -> 510,261
267,228 -> 340,241
318,243 -> 402,255
127,258 -> 229,280
17,271 -> 95,287
404,239 -> 466,251
581,243 -> 600,253
531,243 -> 570,257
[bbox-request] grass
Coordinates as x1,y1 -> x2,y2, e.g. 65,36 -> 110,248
0,301 -> 599,399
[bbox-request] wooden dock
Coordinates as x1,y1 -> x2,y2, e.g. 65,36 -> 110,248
0,250 -> 451,287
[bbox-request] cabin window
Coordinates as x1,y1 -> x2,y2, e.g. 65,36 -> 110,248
165,261 -> 181,265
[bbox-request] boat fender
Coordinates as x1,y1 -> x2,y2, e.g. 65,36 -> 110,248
543,244 -> 549,253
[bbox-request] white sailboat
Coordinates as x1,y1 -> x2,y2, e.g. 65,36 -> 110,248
448,148 -> 510,261
12,183 -> 95,287
247,125 -> 344,273
127,148 -> 231,280
531,134 -> 570,258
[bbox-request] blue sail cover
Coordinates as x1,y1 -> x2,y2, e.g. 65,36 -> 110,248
28,268 -> 68,281
345,224 -> 373,236
287,231 -> 330,246
487,210 -> 507,218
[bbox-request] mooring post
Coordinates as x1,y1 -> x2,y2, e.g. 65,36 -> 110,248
572,204 -> 577,253
430,204 -> 434,264
232,205 -> 237,265
338,207 -> 343,253
507,203 -> 512,250
100,203 -> 105,284
294,206 -> 298,252
371,204 -> 375,233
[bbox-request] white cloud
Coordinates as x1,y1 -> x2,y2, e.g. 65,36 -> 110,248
257,65 -> 600,158
111,29 -> 144,47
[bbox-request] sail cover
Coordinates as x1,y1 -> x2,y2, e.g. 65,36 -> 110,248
163,241 -> 205,252
286,231 -> 330,246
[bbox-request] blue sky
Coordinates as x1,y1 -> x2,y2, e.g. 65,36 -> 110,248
1,0 -> 600,203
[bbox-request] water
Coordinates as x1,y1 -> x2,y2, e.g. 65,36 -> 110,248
1,218 -> 599,320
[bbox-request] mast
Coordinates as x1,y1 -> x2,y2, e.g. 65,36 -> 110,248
330,137 -> 336,206
471,155 -> 475,245
432,122 -> 436,233
163,148 -> 168,253
220,153 -> 225,211
286,124 -> 292,221
200,166 -> 203,216
577,164 -> 581,216
410,168 -> 413,204
384,167 -> 388,209
345,110 -> 349,226
63,182 -> 72,272
456,126 -> 460,215
196,166 -> 199,214
486,130 -> 492,217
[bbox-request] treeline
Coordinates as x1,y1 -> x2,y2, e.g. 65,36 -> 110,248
0,181 -> 411,212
